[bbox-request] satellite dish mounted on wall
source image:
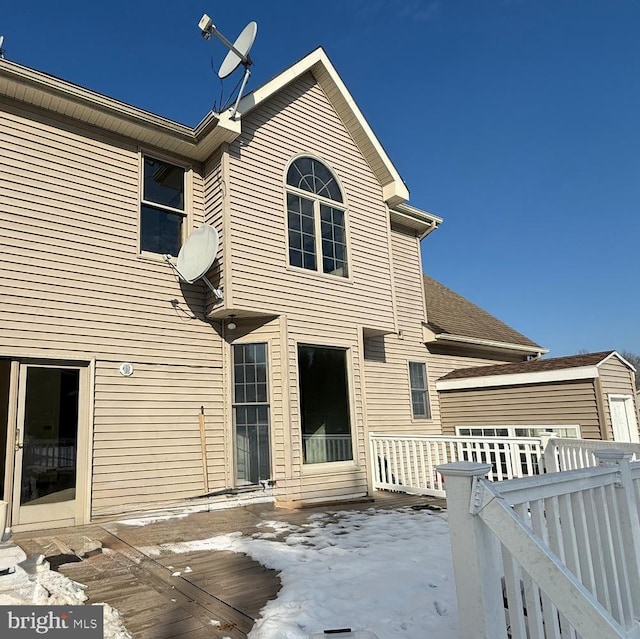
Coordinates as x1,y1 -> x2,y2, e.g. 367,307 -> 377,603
165,224 -> 223,300
198,14 -> 257,118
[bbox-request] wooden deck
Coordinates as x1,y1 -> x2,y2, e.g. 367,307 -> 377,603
14,492 -> 444,638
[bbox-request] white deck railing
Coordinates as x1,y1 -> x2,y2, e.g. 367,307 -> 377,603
369,433 -> 545,497
438,451 -> 640,639
545,437 -> 640,472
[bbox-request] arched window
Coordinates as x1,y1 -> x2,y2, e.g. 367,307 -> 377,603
286,157 -> 348,277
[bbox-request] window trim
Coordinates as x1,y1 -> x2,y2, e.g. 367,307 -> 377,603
138,151 -> 192,259
296,342 -> 356,466
408,361 -> 431,420
284,155 -> 352,280
231,341 -> 272,485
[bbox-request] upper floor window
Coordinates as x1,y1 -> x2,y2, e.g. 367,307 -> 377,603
140,156 -> 185,256
286,157 -> 348,277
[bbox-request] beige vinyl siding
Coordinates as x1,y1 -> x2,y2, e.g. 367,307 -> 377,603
363,224 -> 509,436
92,361 -> 223,517
226,73 -> 394,330
364,225 -> 432,434
219,73 -> 391,503
598,357 -> 637,440
1,102 -> 226,517
204,147 -> 225,311
0,105 -> 217,363
439,380 -> 601,438
427,353 -> 513,430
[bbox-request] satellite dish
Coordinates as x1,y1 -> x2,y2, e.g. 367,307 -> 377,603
198,14 -> 258,118
218,22 -> 257,79
176,224 -> 219,284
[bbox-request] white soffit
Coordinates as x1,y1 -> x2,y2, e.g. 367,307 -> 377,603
436,366 -> 600,391
390,203 -> 442,237
0,58 -> 240,161
431,333 -> 548,356
234,47 -> 410,206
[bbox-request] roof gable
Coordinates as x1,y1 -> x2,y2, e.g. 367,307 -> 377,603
233,47 -> 408,206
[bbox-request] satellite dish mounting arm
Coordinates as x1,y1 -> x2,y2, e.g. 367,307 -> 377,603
164,254 -> 223,300
198,15 -> 257,119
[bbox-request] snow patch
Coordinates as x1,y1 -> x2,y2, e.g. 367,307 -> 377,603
141,507 -> 458,639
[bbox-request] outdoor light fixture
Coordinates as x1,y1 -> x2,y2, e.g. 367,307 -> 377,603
227,315 -> 237,331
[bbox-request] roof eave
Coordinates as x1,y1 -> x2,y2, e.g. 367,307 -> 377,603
427,332 -> 548,357
391,203 -> 443,239
0,58 -> 242,162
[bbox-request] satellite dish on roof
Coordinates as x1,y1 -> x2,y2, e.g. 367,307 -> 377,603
218,21 -> 257,79
197,14 -> 257,118
164,224 -> 223,300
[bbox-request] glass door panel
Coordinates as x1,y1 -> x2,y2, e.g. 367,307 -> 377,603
14,365 -> 81,526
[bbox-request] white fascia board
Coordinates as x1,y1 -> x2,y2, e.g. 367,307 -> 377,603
234,48 -> 409,206
0,58 -> 196,140
436,366 -> 600,391
598,350 -> 636,373
433,333 -> 548,355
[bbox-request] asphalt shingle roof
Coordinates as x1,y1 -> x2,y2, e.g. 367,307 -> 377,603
439,351 -> 615,381
423,275 -> 543,350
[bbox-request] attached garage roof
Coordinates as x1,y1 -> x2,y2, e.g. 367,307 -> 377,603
423,275 -> 545,353
436,350 -> 634,391
440,351 -> 615,381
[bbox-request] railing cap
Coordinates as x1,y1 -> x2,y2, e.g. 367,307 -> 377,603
593,449 -> 632,462
436,461 -> 493,477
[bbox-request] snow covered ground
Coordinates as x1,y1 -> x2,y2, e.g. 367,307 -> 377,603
139,506 -> 459,639
0,553 -> 130,639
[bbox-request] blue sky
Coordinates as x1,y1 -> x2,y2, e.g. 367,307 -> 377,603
3,1 -> 639,357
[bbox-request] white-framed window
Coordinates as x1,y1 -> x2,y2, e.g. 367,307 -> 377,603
140,155 -> 186,256
298,344 -> 353,464
232,343 -> 271,484
286,157 -> 348,277
455,425 -> 582,439
409,362 -> 431,419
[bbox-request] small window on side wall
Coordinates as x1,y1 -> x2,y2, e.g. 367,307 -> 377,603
409,362 -> 431,419
140,156 -> 186,256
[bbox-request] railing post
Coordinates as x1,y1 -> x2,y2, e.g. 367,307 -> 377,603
594,449 -> 640,630
437,462 -> 508,639
540,432 -> 559,473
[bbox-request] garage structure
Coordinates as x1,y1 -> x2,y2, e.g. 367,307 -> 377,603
436,351 -> 639,442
